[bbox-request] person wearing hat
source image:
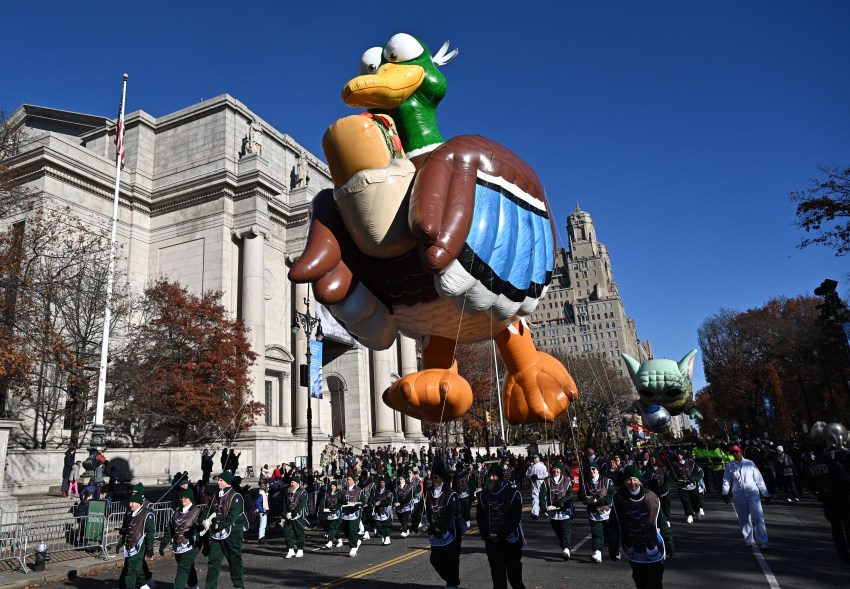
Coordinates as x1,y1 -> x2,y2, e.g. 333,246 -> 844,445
452,462 -> 473,527
804,438 -> 850,563
121,488 -> 156,589
670,448 -> 705,524
205,471 -> 245,589
541,461 -> 575,560
722,444 -> 769,550
477,462 -> 525,589
609,465 -> 675,588
394,470 -> 415,537
585,461 -> 617,563
426,460 -> 465,589
473,458 -> 488,498
117,483 -> 156,589
172,473 -> 191,512
320,480 -> 345,549
373,476 -> 394,545
503,457 -> 516,489
775,445 -> 800,502
645,453 -> 673,524
410,466 -> 425,533
525,454 -> 548,521
160,488 -> 204,589
359,471 -> 377,541
341,474 -> 365,556
283,475 -> 308,558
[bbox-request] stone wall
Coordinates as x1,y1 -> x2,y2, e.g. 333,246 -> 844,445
7,446 -> 255,496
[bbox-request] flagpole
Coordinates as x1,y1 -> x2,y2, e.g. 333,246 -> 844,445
90,73 -> 128,454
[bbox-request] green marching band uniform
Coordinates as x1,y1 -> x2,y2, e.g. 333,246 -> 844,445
452,463 -> 473,525
585,461 -> 617,563
670,451 -> 705,521
122,488 -> 156,589
477,463 -> 526,589
610,465 -> 675,589
373,477 -> 394,544
394,470 -> 416,537
540,461 -> 575,559
205,471 -> 245,589
645,454 -> 673,523
117,483 -> 154,589
284,476 -> 309,557
320,480 -> 345,549
342,476 -> 364,556
159,488 -> 204,589
410,469 -> 425,532
360,476 -> 376,539
425,461 -> 467,589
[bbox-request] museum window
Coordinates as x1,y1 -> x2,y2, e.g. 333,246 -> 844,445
265,380 -> 273,426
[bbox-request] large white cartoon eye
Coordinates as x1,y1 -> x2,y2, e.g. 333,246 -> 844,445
383,33 -> 423,63
359,47 -> 383,75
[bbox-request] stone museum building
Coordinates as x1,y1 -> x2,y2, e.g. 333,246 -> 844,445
3,96 -> 428,466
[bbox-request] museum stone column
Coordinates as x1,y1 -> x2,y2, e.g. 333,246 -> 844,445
372,342 -> 398,438
234,226 -> 266,403
399,335 -> 425,438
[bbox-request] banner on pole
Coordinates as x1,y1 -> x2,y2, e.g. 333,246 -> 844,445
310,340 -> 323,399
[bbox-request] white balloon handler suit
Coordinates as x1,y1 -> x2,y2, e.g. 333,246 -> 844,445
526,460 -> 549,517
722,458 -> 769,547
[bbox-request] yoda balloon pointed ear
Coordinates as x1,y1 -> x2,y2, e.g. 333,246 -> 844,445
621,349 -> 702,420
622,353 -> 642,380
678,349 -> 698,380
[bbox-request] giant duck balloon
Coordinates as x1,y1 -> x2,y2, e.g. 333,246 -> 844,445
622,350 -> 703,420
288,33 -> 577,424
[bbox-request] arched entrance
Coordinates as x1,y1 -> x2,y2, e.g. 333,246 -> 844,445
327,374 -> 346,441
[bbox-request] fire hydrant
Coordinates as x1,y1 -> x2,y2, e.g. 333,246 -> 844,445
33,541 -> 49,572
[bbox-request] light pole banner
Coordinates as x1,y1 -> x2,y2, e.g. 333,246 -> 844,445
310,340 -> 323,399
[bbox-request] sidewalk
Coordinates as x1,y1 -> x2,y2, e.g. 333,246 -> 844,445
0,553 -> 122,589
1,478 -> 261,588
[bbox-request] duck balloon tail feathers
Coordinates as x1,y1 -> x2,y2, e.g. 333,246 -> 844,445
432,41 -> 459,66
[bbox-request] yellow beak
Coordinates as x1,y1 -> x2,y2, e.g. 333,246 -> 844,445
342,63 -> 425,109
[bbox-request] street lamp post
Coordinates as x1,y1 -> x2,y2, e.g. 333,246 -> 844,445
292,294 -> 322,480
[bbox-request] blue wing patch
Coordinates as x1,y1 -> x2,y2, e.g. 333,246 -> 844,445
458,178 -> 554,303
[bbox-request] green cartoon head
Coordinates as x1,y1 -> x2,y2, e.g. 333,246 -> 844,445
621,349 -> 700,418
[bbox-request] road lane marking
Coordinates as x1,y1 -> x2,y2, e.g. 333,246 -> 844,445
311,527 -> 481,589
572,534 -> 592,552
752,547 -> 781,589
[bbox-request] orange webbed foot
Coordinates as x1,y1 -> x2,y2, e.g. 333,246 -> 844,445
495,322 -> 578,425
382,361 -> 473,422
502,351 -> 576,424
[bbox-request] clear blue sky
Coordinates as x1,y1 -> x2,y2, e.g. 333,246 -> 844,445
4,1 -> 849,390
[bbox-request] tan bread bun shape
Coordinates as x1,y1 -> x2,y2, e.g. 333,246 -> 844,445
323,115 -> 394,188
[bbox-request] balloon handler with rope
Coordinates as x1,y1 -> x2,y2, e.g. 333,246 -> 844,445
200,471 -> 246,589
288,33 -> 578,429
282,475 -> 309,558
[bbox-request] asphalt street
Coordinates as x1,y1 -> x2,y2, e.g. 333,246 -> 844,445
36,492 -> 849,589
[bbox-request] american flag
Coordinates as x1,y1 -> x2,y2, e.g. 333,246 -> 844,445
114,95 -> 125,167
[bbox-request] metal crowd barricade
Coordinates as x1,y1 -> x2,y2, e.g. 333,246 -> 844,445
0,522 -> 28,574
102,501 -> 172,558
25,511 -> 109,561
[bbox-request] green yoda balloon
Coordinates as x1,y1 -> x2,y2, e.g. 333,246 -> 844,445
621,349 -> 703,420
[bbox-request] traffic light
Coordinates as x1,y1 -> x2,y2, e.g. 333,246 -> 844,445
485,410 -> 491,423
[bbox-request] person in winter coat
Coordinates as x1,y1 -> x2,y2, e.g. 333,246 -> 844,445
722,444 -> 769,549
69,460 -> 82,498
257,481 -> 269,544
62,448 -> 75,497
609,465 -> 675,589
